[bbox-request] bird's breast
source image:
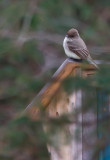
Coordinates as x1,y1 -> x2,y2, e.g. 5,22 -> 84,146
63,37 -> 81,59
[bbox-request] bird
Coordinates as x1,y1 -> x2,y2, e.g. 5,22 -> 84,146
63,28 -> 98,69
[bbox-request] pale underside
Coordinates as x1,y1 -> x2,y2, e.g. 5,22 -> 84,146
63,37 -> 98,69
63,37 -> 81,59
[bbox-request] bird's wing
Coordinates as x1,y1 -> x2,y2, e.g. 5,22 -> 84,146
67,39 -> 90,60
67,40 -> 99,69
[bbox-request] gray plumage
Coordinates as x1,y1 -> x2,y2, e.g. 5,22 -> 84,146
63,28 -> 98,69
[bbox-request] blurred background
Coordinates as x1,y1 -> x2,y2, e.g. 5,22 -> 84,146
0,0 -> 110,159
0,0 -> 110,125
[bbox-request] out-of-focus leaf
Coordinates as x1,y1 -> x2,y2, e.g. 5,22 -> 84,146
0,38 -> 12,55
23,40 -> 44,65
63,76 -> 91,94
31,14 -> 39,30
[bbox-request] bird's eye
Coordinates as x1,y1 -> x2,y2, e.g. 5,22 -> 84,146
71,35 -> 74,38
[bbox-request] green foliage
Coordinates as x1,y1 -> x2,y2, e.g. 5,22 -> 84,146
23,40 -> 44,65
63,76 -> 90,94
0,116 -> 50,160
95,66 -> 110,90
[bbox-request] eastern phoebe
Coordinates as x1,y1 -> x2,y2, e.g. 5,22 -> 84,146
63,28 -> 98,69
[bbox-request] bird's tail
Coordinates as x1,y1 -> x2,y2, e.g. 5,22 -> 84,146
87,57 -> 99,69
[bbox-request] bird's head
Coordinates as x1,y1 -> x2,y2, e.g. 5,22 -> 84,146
66,28 -> 79,38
